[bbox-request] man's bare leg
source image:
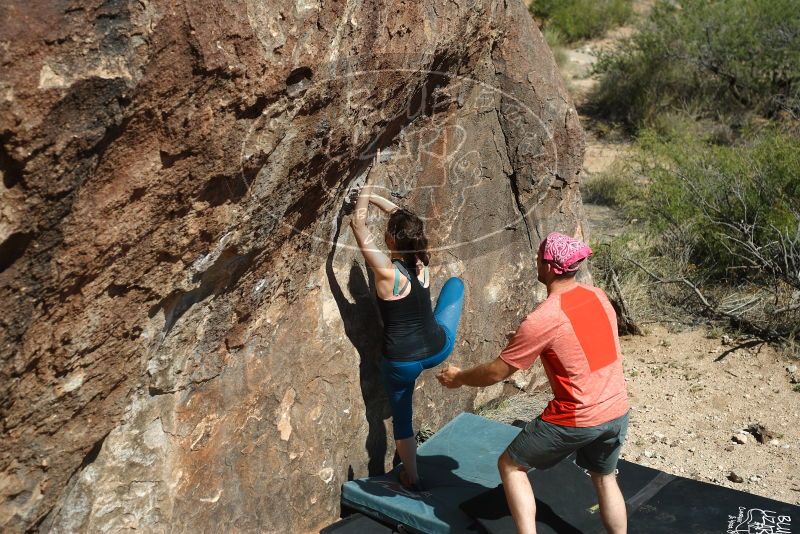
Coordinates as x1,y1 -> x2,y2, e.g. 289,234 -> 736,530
498,451 -> 537,534
590,471 -> 627,534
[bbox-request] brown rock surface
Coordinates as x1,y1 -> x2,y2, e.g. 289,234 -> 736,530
0,0 -> 584,531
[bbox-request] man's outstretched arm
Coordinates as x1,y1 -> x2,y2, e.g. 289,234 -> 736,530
437,357 -> 517,389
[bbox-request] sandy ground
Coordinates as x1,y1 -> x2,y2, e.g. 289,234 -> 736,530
560,25 -> 634,177
620,326 -> 800,504
482,327 -> 800,505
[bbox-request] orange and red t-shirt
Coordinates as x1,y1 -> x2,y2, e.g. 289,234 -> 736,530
500,284 -> 629,427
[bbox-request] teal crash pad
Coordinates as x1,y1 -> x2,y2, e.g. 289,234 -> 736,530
341,413 -> 520,534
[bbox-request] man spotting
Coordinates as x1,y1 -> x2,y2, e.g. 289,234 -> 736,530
437,232 -> 629,534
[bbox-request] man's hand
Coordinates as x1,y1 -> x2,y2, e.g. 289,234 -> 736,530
436,364 -> 463,389
436,357 -> 516,388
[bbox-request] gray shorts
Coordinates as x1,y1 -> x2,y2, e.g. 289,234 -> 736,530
506,411 -> 629,475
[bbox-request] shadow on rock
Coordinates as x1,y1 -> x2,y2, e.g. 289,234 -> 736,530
326,211 -> 391,476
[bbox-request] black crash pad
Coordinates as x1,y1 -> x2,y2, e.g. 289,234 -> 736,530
320,512 -> 397,533
462,455 -> 799,534
342,413 -> 799,533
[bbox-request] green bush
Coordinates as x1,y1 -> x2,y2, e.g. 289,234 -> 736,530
530,0 -> 633,43
543,27 -> 568,68
591,0 -> 800,130
588,127 -> 800,341
636,127 -> 800,284
582,168 -> 640,208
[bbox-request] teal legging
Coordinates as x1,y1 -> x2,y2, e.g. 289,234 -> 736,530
381,277 -> 465,440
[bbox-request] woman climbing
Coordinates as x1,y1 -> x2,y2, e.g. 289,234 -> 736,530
348,149 -> 465,491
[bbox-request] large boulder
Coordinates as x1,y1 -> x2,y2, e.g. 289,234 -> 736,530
0,0 -> 585,531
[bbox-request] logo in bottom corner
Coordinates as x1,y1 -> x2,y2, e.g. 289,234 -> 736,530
727,506 -> 793,534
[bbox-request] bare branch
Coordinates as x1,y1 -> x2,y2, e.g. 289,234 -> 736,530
771,302 -> 800,315
624,256 -> 783,342
724,296 -> 762,315
610,269 -> 643,336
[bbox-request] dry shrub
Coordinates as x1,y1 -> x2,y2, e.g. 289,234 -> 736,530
588,127 -> 800,344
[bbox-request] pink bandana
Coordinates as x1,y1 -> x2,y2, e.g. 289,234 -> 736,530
539,232 -> 592,275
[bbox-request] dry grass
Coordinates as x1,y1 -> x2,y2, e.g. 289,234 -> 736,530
476,391 -> 551,425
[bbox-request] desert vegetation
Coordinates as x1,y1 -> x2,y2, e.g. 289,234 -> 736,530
589,128 -> 799,342
530,0 -> 634,43
477,0 -> 800,504
575,0 -> 800,351
590,0 -> 800,130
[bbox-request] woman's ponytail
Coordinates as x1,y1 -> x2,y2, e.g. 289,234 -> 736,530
413,234 -> 430,266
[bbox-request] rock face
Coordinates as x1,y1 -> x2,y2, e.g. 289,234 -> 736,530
0,0 -> 584,531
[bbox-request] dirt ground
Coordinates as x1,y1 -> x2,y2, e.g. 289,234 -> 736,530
620,326 -> 800,504
482,326 -> 800,505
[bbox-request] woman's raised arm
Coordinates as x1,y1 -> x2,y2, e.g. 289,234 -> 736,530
349,152 -> 393,275
369,193 -> 399,214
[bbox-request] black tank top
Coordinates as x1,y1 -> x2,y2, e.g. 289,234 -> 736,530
376,260 -> 447,361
